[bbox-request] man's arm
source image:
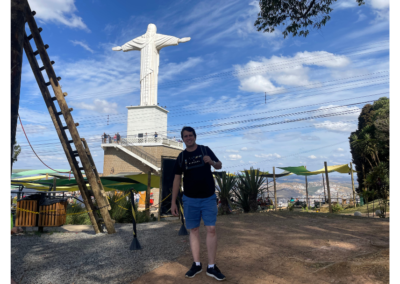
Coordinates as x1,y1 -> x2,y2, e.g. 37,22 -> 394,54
171,174 -> 181,217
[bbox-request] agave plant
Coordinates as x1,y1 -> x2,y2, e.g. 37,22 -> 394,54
215,172 -> 236,215
235,168 -> 266,212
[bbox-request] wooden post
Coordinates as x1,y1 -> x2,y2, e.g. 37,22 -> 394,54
350,162 -> 356,208
324,162 -> 332,213
11,0 -> 27,170
146,171 -> 152,218
322,174 -> 326,202
305,166 -> 308,208
273,167 -> 277,212
158,158 -> 164,221
53,177 -> 57,198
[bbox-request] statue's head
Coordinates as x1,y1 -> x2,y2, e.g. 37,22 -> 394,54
147,24 -> 157,35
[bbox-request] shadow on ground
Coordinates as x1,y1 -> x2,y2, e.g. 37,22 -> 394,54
132,212 -> 389,284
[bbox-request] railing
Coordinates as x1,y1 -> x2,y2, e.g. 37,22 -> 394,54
121,143 -> 162,168
101,135 -> 183,149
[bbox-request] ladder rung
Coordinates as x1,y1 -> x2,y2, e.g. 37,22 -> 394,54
26,34 -> 33,40
32,11 -> 36,16
72,151 -> 79,156
33,50 -> 39,56
79,167 -> 84,171
68,140 -> 74,143
39,66 -> 45,71
38,27 -> 42,32
56,108 -> 73,116
44,44 -> 49,49
57,77 -> 61,81
51,96 -> 57,101
46,82 -> 51,86
62,126 -> 68,130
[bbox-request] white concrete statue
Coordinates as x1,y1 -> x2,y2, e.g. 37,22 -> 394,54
112,24 -> 190,106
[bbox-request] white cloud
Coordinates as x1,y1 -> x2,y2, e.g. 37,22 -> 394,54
241,147 -> 248,151
226,149 -> 239,153
70,40 -> 94,53
255,153 -> 281,159
308,155 -> 317,159
228,154 -> 242,160
337,148 -> 344,152
78,99 -> 118,114
29,0 -> 89,31
314,121 -> 357,132
159,57 -> 203,83
370,0 -> 389,10
235,51 -> 350,93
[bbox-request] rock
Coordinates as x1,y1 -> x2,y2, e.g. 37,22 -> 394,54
354,211 -> 362,217
375,209 -> 382,215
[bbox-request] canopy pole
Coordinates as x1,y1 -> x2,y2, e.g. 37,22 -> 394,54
322,174 -> 327,202
158,158 -> 164,221
145,170 -> 152,218
273,167 -> 277,212
350,162 -> 356,208
324,162 -> 332,213
305,166 -> 309,209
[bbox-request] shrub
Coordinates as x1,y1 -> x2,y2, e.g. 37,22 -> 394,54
65,203 -> 91,225
288,203 -> 294,211
332,204 -> 343,213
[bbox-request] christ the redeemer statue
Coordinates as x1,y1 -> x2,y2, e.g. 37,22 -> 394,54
112,24 -> 190,106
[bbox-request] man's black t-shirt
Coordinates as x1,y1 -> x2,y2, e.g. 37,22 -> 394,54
174,145 -> 219,198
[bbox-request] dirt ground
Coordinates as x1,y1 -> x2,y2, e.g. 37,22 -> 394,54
132,211 -> 389,284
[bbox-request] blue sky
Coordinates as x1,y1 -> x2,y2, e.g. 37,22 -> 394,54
14,0 -> 390,176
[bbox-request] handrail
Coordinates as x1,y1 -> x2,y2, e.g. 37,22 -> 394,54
120,139 -> 162,167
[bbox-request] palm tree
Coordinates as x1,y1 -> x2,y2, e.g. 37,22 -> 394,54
236,168 -> 266,212
215,172 -> 236,215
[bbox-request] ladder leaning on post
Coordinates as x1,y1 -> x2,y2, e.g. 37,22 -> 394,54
22,2 -> 115,234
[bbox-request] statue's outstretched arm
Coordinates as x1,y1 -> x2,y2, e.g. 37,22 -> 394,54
112,46 -> 123,51
178,37 -> 191,43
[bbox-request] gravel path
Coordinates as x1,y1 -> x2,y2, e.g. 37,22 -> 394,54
11,221 -> 190,284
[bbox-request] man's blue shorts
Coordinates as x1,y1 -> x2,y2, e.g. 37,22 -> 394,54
182,193 -> 218,229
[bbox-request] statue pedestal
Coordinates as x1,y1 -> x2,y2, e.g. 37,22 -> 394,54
126,105 -> 168,139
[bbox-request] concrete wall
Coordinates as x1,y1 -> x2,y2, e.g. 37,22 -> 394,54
103,145 -> 181,176
126,105 -> 168,138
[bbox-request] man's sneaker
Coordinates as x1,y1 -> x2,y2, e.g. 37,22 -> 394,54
185,262 -> 202,278
206,265 -> 226,281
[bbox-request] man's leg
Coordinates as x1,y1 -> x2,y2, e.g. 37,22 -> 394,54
205,226 -> 217,264
189,227 -> 201,262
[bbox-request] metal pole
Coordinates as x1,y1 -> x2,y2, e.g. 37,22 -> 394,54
158,158 -> 164,221
350,162 -> 356,208
324,162 -> 332,213
273,167 -> 277,212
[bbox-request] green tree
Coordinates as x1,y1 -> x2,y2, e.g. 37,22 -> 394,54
349,97 -> 389,194
215,172 -> 237,215
254,0 -> 365,38
12,141 -> 21,165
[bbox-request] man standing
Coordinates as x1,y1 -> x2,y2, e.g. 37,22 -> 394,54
171,126 -> 225,281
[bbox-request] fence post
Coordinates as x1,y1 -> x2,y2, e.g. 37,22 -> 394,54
273,167 -> 277,212
324,162 -> 332,213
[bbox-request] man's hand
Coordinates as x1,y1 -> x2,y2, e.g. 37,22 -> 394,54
179,37 -> 191,43
203,155 -> 214,165
112,46 -> 122,51
171,202 -> 179,217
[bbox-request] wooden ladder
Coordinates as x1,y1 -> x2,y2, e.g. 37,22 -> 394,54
22,2 -> 115,234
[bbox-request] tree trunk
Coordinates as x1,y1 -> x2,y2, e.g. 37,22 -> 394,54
221,198 -> 230,215
11,0 -> 26,171
249,193 -> 258,212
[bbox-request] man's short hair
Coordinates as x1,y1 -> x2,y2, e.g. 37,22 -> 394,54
181,126 -> 196,139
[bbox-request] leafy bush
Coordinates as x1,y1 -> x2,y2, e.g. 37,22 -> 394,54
332,204 -> 343,213
65,203 -> 91,225
288,203 -> 294,211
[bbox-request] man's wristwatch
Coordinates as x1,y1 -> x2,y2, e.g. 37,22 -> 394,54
212,161 -> 216,166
